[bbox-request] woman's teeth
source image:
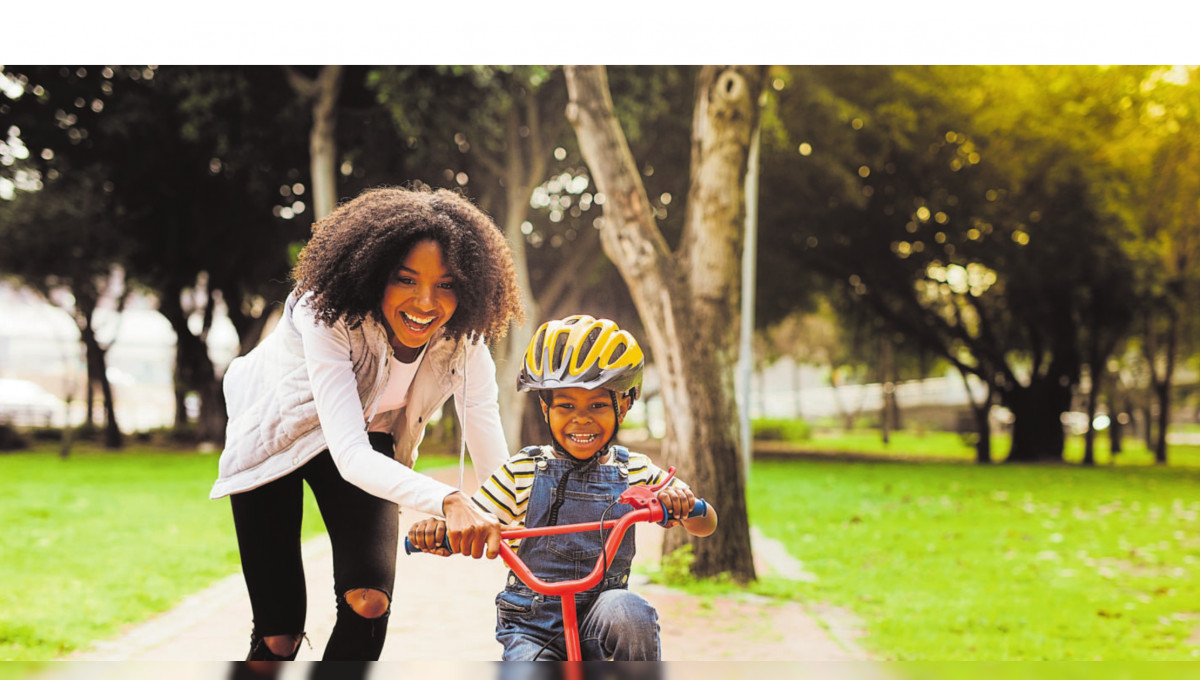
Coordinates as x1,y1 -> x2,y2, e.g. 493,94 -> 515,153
403,312 -> 434,330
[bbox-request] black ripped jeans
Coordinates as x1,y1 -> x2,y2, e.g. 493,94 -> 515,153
230,432 -> 399,661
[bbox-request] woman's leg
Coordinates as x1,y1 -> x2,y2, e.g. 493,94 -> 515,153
303,433 -> 400,661
230,470 -> 308,660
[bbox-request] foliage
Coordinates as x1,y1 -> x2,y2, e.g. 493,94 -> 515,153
773,428 -> 1200,467
748,459 -> 1200,660
757,66 -> 1169,462
654,543 -> 697,587
751,417 -> 812,443
0,424 -> 29,451
0,66 -> 313,442
0,444 -> 325,660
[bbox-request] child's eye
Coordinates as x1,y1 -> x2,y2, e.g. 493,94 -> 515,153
591,402 -> 611,410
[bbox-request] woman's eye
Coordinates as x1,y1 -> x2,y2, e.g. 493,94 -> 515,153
438,281 -> 456,290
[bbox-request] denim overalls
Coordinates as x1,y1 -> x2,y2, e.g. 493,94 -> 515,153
494,445 -> 660,660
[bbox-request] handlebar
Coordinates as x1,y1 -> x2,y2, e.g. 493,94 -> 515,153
404,498 -> 709,556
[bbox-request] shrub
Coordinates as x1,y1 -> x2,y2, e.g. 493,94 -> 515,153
0,423 -> 30,451
752,417 -> 812,442
30,426 -> 64,442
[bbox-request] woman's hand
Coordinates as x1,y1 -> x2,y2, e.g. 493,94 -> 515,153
656,485 -> 696,529
408,517 -> 452,556
441,492 -> 502,559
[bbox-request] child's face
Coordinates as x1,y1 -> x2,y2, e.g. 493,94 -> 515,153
543,387 -> 627,460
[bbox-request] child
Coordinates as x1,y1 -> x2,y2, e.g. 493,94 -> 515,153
408,315 -> 718,660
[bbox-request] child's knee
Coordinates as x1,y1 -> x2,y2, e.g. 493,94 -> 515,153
344,587 -> 390,619
604,590 -> 657,620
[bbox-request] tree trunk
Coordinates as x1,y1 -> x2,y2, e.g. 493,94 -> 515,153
160,284 -> 226,444
1154,381 -> 1171,464
1144,309 -> 1177,465
1082,355 -> 1102,467
565,65 -> 766,582
1004,380 -> 1068,463
494,91 -> 548,448
223,286 -> 279,357
80,325 -> 122,449
973,403 -> 992,463
309,66 -> 343,220
956,367 -> 992,464
879,337 -> 894,445
285,65 -> 344,221
1106,372 -> 1124,457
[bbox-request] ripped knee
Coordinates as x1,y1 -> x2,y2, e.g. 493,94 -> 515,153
261,633 -> 301,658
344,587 -> 390,619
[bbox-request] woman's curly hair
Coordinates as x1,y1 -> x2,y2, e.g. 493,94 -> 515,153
292,186 -> 525,344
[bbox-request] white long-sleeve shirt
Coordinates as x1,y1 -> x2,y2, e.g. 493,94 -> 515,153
211,290 -> 509,517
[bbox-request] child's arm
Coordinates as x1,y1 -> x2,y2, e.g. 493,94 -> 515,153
657,486 -> 718,537
408,517 -> 452,556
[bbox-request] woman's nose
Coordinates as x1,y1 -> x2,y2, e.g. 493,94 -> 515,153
415,285 -> 435,309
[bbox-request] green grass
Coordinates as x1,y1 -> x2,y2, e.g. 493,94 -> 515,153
790,429 -> 1200,467
745,459 -> 1200,660
0,443 -> 326,661
0,440 -> 463,662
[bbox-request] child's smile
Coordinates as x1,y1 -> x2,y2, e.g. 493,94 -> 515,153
544,387 -> 626,460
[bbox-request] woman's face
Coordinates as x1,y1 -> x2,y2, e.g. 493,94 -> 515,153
380,239 -> 458,358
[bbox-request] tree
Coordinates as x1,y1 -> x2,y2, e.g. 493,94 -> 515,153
758,65 -> 1147,463
565,65 -> 768,581
1115,67 -> 1200,463
2,66 -> 311,443
284,66 -> 343,220
0,66 -> 142,448
368,66 -> 585,446
0,168 -> 127,448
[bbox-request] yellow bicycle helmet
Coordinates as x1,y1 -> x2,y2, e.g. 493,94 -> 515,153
518,315 -> 644,400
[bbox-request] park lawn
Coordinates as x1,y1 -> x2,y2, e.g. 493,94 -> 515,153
745,458 -> 1200,660
0,443 -> 330,661
796,429 -> 1200,467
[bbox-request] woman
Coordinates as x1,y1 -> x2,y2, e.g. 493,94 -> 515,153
210,186 -> 525,661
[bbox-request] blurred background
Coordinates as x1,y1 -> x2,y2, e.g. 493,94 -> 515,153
1,65 -> 1197,466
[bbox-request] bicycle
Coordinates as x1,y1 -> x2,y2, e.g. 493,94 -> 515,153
405,466 -> 709,661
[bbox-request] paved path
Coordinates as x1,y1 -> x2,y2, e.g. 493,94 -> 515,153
57,466 -> 880,667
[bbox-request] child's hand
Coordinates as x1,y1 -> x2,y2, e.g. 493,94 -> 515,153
656,485 -> 696,529
408,517 -> 452,556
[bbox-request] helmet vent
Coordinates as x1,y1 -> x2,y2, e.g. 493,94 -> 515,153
532,329 -> 546,366
582,327 -> 601,356
552,333 -> 570,371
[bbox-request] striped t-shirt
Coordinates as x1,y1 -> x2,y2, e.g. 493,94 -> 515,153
471,445 -> 686,527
